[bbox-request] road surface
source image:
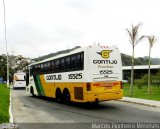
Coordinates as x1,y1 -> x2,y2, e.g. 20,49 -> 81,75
11,88 -> 160,129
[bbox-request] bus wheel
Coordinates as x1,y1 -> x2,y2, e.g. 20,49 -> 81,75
92,101 -> 99,105
31,87 -> 35,97
63,89 -> 70,104
56,88 -> 62,103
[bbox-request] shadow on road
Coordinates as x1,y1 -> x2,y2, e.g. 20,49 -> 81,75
28,95 -> 118,110
12,87 -> 26,90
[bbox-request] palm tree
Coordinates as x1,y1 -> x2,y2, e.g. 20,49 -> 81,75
146,36 -> 156,94
126,24 -> 145,96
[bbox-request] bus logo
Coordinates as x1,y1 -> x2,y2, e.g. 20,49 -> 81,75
97,50 -> 112,59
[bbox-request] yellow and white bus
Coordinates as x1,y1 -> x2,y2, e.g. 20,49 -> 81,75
26,45 -> 123,103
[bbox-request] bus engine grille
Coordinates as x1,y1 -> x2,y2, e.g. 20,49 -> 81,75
74,87 -> 83,100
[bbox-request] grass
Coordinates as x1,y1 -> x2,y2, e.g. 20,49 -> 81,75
123,83 -> 160,101
0,84 -> 10,124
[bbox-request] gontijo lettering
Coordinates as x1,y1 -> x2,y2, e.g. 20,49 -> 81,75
46,74 -> 62,80
93,60 -> 117,64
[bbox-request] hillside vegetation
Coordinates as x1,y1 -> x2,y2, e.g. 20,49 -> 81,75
33,46 -> 160,66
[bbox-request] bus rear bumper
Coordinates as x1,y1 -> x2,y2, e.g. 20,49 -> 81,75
86,91 -> 123,102
13,85 -> 26,88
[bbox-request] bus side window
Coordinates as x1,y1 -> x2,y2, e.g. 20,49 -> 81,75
65,57 -> 70,70
71,55 -> 76,69
80,53 -> 84,69
55,60 -> 60,72
61,58 -> 65,71
46,62 -> 50,74
76,52 -> 84,70
41,63 -> 44,74
77,54 -> 81,68
45,62 -> 49,74
47,61 -> 51,73
39,64 -> 42,74
37,65 -> 40,74
51,61 -> 54,72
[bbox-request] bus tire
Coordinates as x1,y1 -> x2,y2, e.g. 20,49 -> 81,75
30,87 -> 35,97
92,101 -> 99,105
63,89 -> 71,104
56,88 -> 62,103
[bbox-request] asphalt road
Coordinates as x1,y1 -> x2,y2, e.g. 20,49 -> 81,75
11,88 -> 160,129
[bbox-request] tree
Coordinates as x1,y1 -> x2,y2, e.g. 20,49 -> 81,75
0,55 -> 7,80
126,24 -> 145,96
146,35 -> 156,94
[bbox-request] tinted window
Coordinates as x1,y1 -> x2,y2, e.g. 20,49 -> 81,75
61,58 -> 65,70
30,52 -> 84,75
55,60 -> 60,71
65,57 -> 70,70
71,55 -> 76,69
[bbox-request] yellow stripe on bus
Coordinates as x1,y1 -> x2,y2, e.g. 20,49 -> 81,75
39,75 -> 55,97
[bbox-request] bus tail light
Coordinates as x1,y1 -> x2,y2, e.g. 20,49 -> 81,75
86,83 -> 91,91
93,83 -> 112,87
113,82 -> 123,89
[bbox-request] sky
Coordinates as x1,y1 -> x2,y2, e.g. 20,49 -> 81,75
0,0 -> 160,58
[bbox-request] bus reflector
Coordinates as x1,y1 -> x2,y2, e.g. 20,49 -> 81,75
93,83 -> 113,87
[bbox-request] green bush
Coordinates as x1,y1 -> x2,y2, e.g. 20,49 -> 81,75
134,72 -> 160,88
134,74 -> 148,89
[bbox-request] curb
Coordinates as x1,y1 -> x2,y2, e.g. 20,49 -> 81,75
9,88 -> 14,123
117,99 -> 160,109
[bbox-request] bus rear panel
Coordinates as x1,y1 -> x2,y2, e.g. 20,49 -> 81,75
13,72 -> 26,88
84,46 -> 123,102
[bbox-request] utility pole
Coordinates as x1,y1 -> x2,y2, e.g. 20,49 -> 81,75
7,53 -> 9,87
3,0 -> 9,87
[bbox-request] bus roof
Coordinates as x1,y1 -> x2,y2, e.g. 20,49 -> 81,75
29,46 -> 84,66
28,45 -> 118,67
